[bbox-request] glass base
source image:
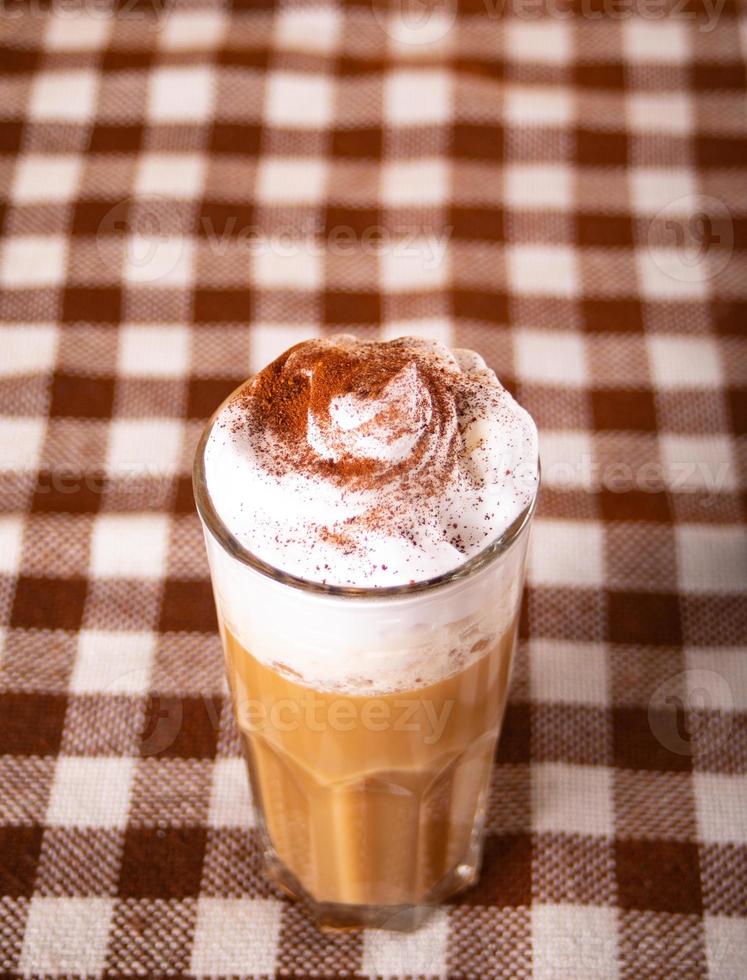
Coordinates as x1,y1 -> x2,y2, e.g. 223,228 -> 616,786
262,838 -> 482,931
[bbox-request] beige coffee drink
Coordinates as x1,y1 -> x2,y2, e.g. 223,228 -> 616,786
195,336 -> 538,929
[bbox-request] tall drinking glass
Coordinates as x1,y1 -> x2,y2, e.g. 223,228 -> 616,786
194,415 -> 537,930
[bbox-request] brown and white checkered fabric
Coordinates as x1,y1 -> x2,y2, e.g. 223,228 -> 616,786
1,0 -> 745,976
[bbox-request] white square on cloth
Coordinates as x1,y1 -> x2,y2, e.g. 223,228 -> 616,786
208,757 -> 254,829
362,908 -> 449,977
505,21 -> 573,66
256,157 -> 328,204
160,11 -> 227,51
134,154 -> 206,199
275,7 -> 342,54
509,245 -> 578,298
515,328 -> 587,385
379,238 -> 449,291
505,164 -> 573,210
90,514 -> 171,580
122,236 -> 194,287
381,159 -> 450,206
45,13 -> 112,51
46,757 -> 135,829
0,418 -> 46,471
118,324 -> 191,378
505,87 -> 573,126
532,762 -> 614,837
676,525 -> 747,594
0,516 -> 23,575
659,434 -> 738,493
704,915 -> 747,980
190,898 -> 283,975
537,430 -> 594,490
694,773 -> 747,845
106,419 -> 183,476
29,70 -> 98,121
0,236 -> 67,287
532,903 -> 620,980
529,519 -> 604,588
252,242 -> 323,290
627,93 -> 693,135
623,19 -> 690,64
12,156 -> 83,204
647,335 -> 722,388
530,640 -> 609,706
148,67 -> 215,122
0,324 -> 58,376
265,72 -> 334,128
72,630 -> 156,695
19,897 -> 115,976
385,70 -> 452,125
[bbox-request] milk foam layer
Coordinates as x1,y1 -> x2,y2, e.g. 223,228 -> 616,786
204,524 -> 529,695
204,335 -> 538,588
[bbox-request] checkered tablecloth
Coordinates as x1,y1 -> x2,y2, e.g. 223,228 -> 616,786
1,0 -> 746,976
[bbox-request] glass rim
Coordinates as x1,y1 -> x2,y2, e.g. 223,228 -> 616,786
193,400 -> 540,601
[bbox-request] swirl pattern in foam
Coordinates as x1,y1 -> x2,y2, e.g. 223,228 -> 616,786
204,335 -> 538,588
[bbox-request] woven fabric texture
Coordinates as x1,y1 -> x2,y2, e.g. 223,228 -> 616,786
0,1 -> 745,976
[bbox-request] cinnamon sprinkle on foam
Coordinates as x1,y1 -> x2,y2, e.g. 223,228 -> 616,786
204,334 -> 538,587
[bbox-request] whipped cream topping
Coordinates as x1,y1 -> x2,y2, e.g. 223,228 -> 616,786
204,335 -> 538,588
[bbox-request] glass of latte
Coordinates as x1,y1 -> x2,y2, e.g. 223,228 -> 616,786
194,336 -> 539,930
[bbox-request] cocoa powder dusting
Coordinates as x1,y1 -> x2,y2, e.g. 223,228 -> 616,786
205,334 -> 538,587
236,338 -> 456,495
